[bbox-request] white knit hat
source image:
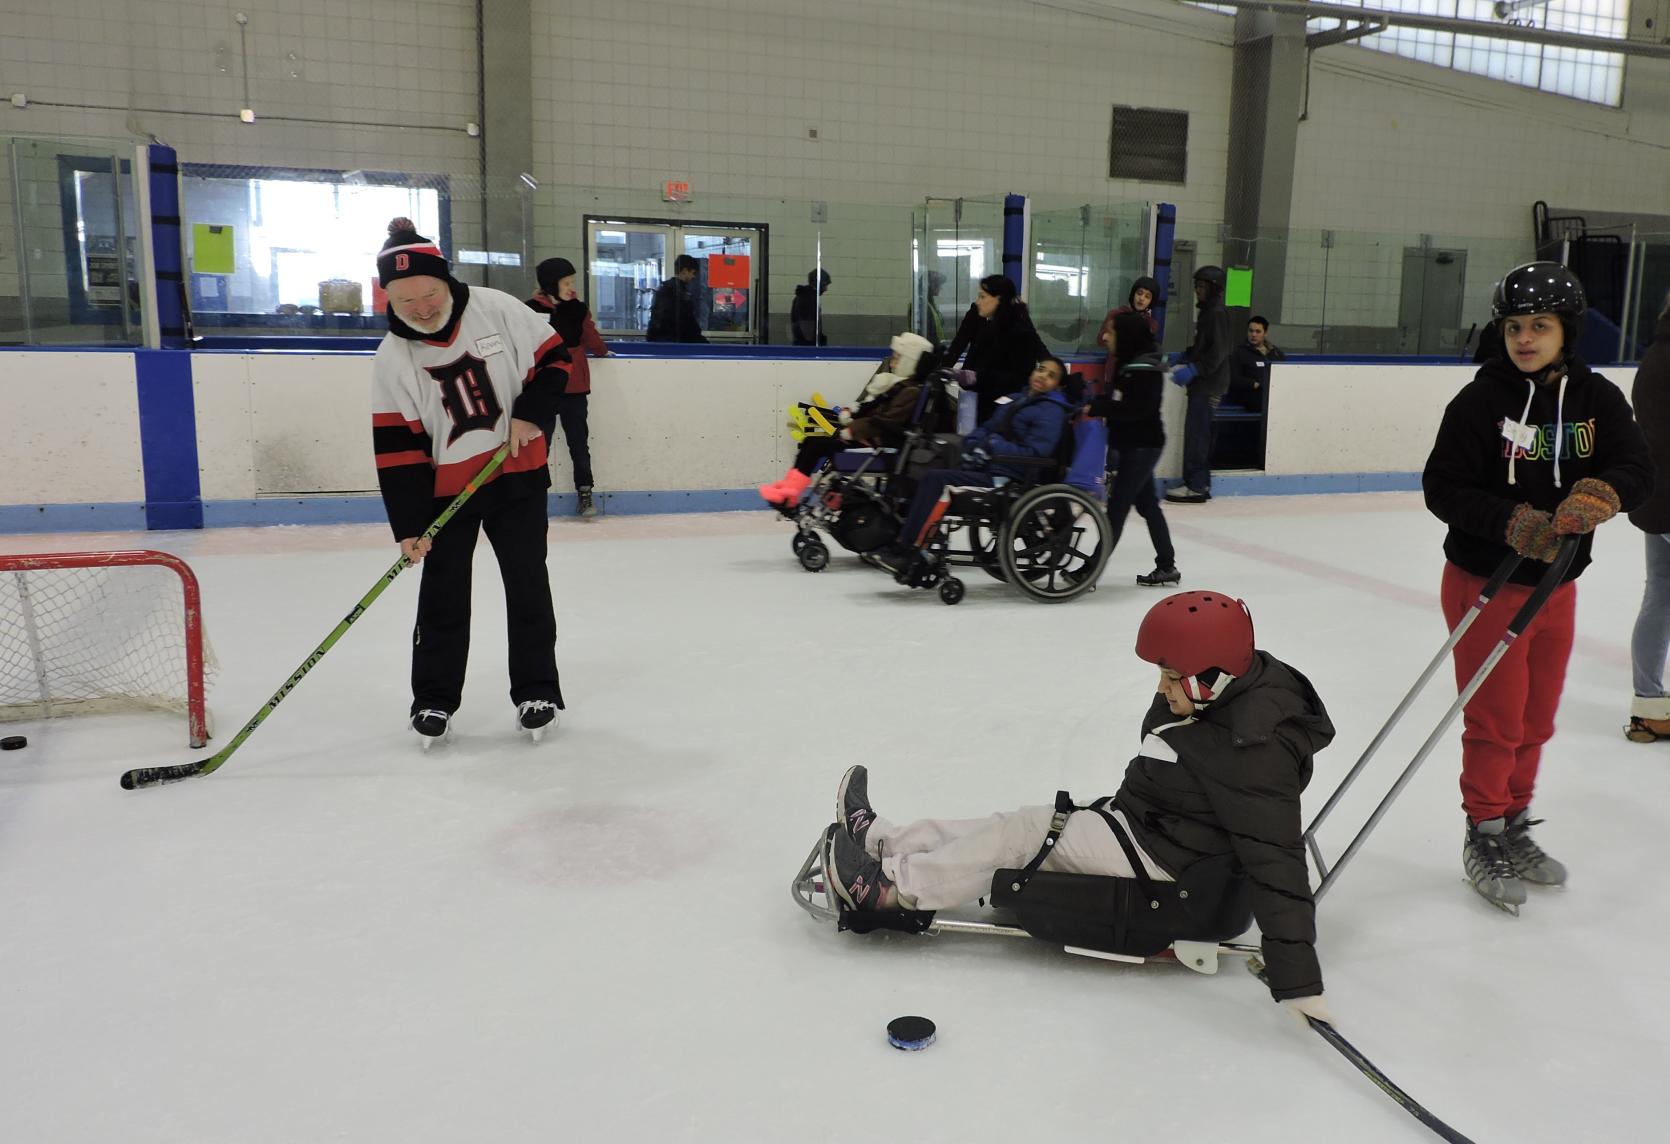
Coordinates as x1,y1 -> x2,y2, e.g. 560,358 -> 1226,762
890,332 -> 934,378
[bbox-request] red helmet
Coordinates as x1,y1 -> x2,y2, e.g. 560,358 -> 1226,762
1135,591 -> 1255,677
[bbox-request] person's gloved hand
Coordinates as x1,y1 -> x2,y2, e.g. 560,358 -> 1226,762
951,369 -> 978,390
1552,477 -> 1620,535
1505,504 -> 1563,562
963,444 -> 991,466
1169,363 -> 1196,387
1280,993 -> 1335,1029
838,406 -> 853,426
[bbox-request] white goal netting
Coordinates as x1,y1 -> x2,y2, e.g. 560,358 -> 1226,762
0,553 -> 217,745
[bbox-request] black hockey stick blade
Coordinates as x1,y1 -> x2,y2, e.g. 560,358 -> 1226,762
1308,1017 -> 1476,1143
120,759 -> 210,790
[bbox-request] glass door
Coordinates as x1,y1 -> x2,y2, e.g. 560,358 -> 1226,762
585,217 -> 766,342
680,227 -> 756,342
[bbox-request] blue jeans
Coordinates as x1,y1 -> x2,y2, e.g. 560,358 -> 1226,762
1181,389 -> 1219,494
1631,532 -> 1670,697
1106,446 -> 1174,568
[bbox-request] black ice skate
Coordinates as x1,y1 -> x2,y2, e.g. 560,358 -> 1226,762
1626,697 -> 1670,742
1503,810 -> 1568,886
411,708 -> 452,750
1463,817 -> 1527,914
836,764 -> 876,849
823,823 -> 897,913
1136,565 -> 1181,587
517,699 -> 559,742
577,487 -> 597,519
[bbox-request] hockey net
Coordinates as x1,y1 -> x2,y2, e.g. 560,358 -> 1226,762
0,550 -> 216,747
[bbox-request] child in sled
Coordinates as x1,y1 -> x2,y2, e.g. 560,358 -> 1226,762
822,589 -> 1337,1022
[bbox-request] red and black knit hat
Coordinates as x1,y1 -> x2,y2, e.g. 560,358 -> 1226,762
377,217 -> 450,284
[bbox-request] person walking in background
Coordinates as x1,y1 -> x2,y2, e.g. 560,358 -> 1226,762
647,254 -> 707,343
1164,266 -> 1233,504
528,257 -> 610,519
1422,262 -> 1650,913
918,270 -> 947,345
943,274 -> 1048,422
1096,275 -> 1160,348
1228,314 -> 1285,413
791,269 -> 833,346
1627,292 -> 1670,742
1088,312 -> 1178,587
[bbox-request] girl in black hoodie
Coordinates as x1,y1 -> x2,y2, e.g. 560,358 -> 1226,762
1422,262 -> 1651,913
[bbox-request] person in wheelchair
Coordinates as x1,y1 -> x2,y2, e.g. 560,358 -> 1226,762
872,354 -> 1074,582
822,589 -> 1337,1020
759,332 -> 938,508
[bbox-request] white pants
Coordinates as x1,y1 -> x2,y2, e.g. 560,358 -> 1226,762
870,802 -> 1174,911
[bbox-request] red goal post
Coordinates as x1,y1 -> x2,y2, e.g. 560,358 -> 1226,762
0,549 -> 214,748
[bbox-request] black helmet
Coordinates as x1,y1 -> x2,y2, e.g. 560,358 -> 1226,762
1492,262 -> 1586,320
1193,265 -> 1227,292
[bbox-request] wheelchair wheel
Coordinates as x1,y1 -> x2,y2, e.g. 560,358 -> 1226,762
791,531 -> 810,555
798,538 -> 830,572
938,577 -> 965,605
997,485 -> 1110,603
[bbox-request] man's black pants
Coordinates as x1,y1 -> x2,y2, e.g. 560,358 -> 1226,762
411,480 -> 562,716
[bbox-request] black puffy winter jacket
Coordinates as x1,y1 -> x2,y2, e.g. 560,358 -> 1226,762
1114,652 -> 1334,1000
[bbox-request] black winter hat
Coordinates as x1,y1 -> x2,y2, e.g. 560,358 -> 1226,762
376,217 -> 450,285
537,257 -> 578,294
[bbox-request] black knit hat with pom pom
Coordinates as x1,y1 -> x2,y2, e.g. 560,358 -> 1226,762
376,217 -> 450,285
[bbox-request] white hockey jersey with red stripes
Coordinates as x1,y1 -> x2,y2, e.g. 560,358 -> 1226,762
372,285 -> 567,483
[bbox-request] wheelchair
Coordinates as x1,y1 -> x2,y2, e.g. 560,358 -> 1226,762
781,376 -> 958,574
893,392 -> 1113,605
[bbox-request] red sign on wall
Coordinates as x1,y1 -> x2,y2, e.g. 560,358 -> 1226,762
708,254 -> 751,289
662,180 -> 692,202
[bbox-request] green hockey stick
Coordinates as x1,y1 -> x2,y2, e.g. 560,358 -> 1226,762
120,444 -> 513,790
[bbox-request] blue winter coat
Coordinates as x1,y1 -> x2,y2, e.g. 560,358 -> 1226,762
965,388 -> 1072,478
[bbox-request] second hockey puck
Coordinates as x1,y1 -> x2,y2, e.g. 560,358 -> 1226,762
886,1015 -> 936,1051
0,735 -> 26,750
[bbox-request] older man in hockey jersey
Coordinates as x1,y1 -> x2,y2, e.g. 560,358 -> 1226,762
371,217 -> 569,745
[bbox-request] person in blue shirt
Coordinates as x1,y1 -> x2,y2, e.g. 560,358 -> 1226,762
873,355 -> 1073,582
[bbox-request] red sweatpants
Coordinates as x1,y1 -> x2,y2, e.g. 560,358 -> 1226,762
1439,561 -> 1577,823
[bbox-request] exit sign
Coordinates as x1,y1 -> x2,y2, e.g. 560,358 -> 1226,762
663,180 -> 692,202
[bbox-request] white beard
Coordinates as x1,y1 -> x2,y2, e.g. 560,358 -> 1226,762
401,294 -> 454,335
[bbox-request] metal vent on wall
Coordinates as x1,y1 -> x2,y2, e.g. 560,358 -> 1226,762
1109,106 -> 1188,184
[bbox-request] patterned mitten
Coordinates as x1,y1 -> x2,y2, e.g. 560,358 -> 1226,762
1505,504 -> 1563,562
1552,478 -> 1620,535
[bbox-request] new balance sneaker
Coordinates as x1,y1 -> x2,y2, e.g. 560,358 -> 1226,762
836,764 -> 876,851
411,708 -> 452,749
1464,816 -> 1528,913
1136,565 -> 1181,587
517,699 -> 560,742
1503,810 -> 1568,886
824,823 -> 897,913
577,487 -> 597,519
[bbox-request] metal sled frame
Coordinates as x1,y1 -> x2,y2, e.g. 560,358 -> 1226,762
1304,537 -> 1580,901
791,826 -> 1259,975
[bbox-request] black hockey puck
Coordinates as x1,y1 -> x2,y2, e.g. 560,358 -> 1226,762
886,1015 -> 936,1051
0,735 -> 26,750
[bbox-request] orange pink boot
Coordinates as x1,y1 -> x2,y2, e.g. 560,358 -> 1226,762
758,467 -> 812,506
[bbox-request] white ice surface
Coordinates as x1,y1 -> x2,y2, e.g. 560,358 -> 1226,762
1,494 -> 1665,1143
